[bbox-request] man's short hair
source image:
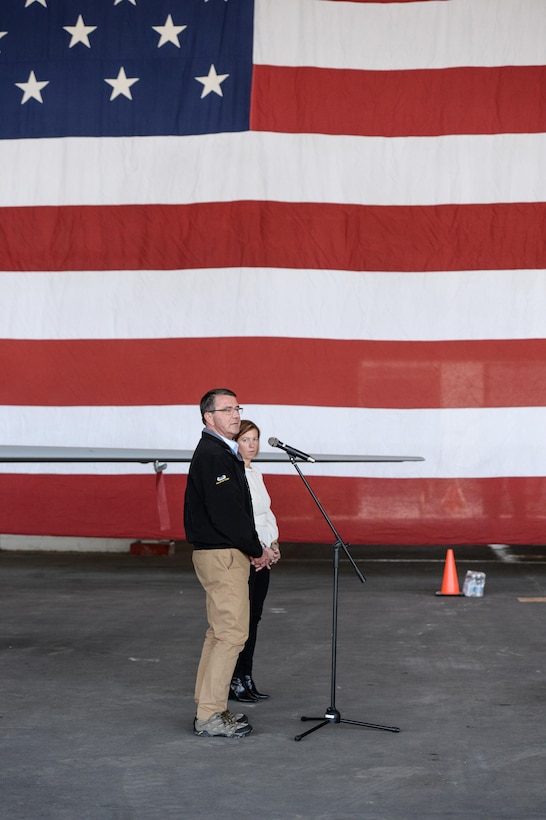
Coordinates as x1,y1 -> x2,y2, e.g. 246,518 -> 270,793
200,388 -> 237,424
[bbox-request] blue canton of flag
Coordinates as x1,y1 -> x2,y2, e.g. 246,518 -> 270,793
0,0 -> 254,138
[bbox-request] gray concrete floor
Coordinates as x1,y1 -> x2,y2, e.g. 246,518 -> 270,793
1,543 -> 545,820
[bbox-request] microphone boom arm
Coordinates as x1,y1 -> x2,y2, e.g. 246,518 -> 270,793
286,455 -> 365,583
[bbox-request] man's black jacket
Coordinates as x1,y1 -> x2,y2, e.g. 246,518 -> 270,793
184,430 -> 262,558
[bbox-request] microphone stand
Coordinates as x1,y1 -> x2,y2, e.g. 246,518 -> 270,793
284,455 -> 400,742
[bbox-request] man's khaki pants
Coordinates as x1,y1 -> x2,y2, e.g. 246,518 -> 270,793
192,548 -> 250,720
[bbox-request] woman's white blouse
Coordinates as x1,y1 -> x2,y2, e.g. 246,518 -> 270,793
245,465 -> 279,548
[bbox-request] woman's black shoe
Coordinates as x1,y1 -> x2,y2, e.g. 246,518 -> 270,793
244,675 -> 270,700
229,676 -> 258,703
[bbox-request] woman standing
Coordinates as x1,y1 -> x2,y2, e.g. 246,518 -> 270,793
230,420 -> 281,703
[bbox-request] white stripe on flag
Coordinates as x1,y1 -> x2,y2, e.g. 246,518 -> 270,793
255,0 -> 546,70
1,268 -> 545,342
1,132 -> 545,208
1,404 -> 546,480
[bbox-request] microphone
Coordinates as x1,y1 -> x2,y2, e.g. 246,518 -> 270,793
268,437 -> 316,463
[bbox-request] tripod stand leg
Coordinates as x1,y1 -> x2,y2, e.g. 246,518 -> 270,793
295,718 -> 331,742
341,718 -> 400,732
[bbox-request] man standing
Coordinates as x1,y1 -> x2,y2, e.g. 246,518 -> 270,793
184,388 -> 271,738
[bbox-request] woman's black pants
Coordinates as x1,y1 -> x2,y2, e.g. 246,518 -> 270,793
234,565 -> 270,677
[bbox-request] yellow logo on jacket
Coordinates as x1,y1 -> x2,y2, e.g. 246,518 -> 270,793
216,474 -> 230,485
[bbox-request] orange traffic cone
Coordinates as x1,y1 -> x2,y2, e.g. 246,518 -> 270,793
435,548 -> 464,596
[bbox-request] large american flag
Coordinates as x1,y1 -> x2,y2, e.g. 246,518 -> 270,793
1,0 -> 546,545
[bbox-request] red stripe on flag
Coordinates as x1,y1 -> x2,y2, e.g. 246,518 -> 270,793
1,201 -> 545,272
0,473 -> 543,545
2,337 -> 546,409
251,65 -> 546,137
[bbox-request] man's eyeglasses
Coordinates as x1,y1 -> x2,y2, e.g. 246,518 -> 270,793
209,406 -> 243,415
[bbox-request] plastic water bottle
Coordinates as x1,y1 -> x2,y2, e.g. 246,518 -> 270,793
463,570 -> 486,597
473,571 -> 486,597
